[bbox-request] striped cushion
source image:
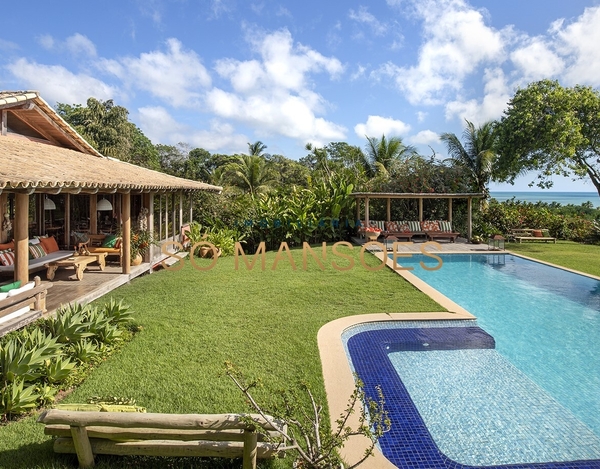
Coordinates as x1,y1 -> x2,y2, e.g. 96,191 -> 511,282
407,221 -> 421,232
386,221 -> 400,232
439,220 -> 453,232
0,249 -> 15,266
370,221 -> 385,231
29,243 -> 47,259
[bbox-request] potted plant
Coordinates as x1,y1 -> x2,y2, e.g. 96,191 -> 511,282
130,229 -> 154,265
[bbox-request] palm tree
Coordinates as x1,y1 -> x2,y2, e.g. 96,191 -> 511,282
224,154 -> 278,197
248,141 -> 267,157
440,120 -> 497,200
364,135 -> 417,178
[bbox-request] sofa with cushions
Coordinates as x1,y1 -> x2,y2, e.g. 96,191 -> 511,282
383,220 -> 460,242
0,236 -> 74,276
73,232 -> 122,264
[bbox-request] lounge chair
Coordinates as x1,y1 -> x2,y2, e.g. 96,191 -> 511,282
422,220 -> 461,243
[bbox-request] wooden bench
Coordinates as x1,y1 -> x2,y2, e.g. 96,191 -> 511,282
0,276 -> 51,336
510,229 -> 556,244
77,234 -> 123,264
38,409 -> 288,469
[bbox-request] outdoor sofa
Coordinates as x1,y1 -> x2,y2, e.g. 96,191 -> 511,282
0,237 -> 73,276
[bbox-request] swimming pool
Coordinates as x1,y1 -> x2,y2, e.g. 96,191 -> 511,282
343,253 -> 600,468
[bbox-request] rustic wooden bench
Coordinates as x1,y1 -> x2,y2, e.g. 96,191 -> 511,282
0,276 -> 51,336
38,409 -> 288,469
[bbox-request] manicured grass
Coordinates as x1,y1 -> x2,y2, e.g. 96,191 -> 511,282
0,245 -> 443,469
508,240 -> 600,277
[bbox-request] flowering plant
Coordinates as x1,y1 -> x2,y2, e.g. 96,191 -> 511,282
130,229 -> 155,258
363,226 -> 382,232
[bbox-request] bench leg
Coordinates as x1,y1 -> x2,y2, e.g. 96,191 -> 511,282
70,426 -> 95,468
75,264 -> 86,281
242,430 -> 258,469
46,265 -> 58,281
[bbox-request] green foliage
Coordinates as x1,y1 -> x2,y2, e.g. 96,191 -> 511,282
42,356 -> 76,384
0,380 -> 39,418
44,304 -> 95,344
0,337 -> 55,384
495,79 -> 600,195
102,298 -> 134,326
69,339 -> 102,364
224,154 -> 278,197
364,134 -> 417,179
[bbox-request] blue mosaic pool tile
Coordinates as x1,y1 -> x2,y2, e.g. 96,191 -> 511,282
344,323 -> 600,469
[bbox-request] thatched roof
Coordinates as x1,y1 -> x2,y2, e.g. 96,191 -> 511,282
0,136 -> 221,193
0,91 -> 222,193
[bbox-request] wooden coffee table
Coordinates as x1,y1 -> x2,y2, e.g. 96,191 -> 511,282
46,253 -> 107,281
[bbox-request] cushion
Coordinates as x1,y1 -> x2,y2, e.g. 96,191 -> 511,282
29,238 -> 41,245
101,234 -> 118,248
40,236 -> 60,254
29,243 -> 47,259
421,220 -> 440,231
532,230 -> 543,237
0,280 -> 21,292
408,221 -> 421,232
398,223 -> 411,233
386,221 -> 400,232
0,250 -> 16,267
439,221 -> 453,232
0,241 -> 14,251
7,281 -> 36,297
114,238 -> 122,249
0,292 -> 7,300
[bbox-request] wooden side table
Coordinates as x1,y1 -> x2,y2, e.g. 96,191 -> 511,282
46,255 -> 101,281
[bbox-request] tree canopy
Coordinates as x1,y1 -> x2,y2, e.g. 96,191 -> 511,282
495,79 -> 600,196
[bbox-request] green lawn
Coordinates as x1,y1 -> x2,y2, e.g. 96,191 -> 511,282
508,240 -> 600,277
0,245 -> 442,469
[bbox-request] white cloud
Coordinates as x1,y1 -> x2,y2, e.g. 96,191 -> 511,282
445,67 -> 510,124
37,35 -> 55,50
555,6 -> 600,86
510,37 -> 564,81
416,111 -> 427,122
350,65 -> 367,81
349,6 -> 388,36
276,6 -> 292,17
6,58 -> 118,104
377,0 -> 509,105
354,115 -> 411,138
100,38 -> 211,107
35,33 -> 97,57
407,129 -> 439,145
138,106 -> 247,152
207,29 -> 346,145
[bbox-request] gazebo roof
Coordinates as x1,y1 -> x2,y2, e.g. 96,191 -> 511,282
351,192 -> 485,199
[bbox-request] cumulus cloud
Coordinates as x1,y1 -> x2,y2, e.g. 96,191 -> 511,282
36,33 -> 97,57
6,58 -> 118,104
354,115 -> 411,138
100,38 -> 211,107
376,0 -> 509,105
407,129 -> 439,145
138,106 -> 247,152
349,6 -> 388,36
208,29 -> 346,145
510,37 -> 564,81
445,67 -> 511,124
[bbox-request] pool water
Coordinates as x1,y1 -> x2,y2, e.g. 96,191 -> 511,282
394,253 -> 600,437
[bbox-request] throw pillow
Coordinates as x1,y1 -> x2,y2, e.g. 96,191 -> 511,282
0,280 -> 21,292
7,282 -> 36,297
421,220 -> 440,231
40,236 -> 60,253
408,221 -> 421,232
29,243 -> 47,259
0,250 -> 16,267
0,241 -> 15,251
71,231 -> 90,244
398,222 -> 411,233
114,238 -> 122,249
101,234 -> 118,248
532,230 -> 543,237
386,221 -> 400,232
29,238 -> 41,245
439,221 -> 453,232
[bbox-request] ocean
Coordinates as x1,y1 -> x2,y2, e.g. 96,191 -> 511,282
490,191 -> 600,208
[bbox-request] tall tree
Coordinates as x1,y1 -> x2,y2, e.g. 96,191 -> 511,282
224,154 -> 278,197
248,141 -> 268,157
364,135 -> 417,178
56,98 -> 131,158
440,119 -> 497,199
495,79 -> 600,196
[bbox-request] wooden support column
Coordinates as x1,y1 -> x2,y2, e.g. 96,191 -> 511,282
242,430 -> 258,469
467,197 -> 472,241
122,193 -> 131,274
148,193 -> 155,265
158,195 -> 163,241
189,193 -> 193,223
1,110 -> 7,136
89,194 -> 97,234
179,192 -> 183,237
0,193 -> 7,243
164,195 -> 169,241
355,198 -> 360,224
64,194 -> 71,248
365,198 -> 370,225
448,198 -> 453,223
14,193 -> 29,285
418,198 -> 423,222
171,193 -> 176,240
386,198 -> 391,222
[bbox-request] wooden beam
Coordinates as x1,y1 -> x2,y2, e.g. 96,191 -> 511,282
90,194 -> 97,235
29,104 -> 91,153
1,110 -> 7,136
448,198 -> 453,223
418,198 -> 423,222
386,198 -> 391,222
189,193 -> 193,224
171,193 -> 176,240
148,193 -> 155,265
365,198 -> 370,226
10,109 -> 62,146
467,197 -> 472,241
179,192 -> 183,238
64,194 -> 71,248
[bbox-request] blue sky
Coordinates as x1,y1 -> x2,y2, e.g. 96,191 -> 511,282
2,0 -> 600,191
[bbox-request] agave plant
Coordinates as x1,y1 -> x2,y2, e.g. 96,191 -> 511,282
69,339 -> 102,364
45,304 -> 94,344
102,298 -> 134,326
0,338 -> 54,384
0,380 -> 40,418
42,356 -> 76,384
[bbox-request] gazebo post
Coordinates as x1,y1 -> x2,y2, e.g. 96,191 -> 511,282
355,198 -> 360,224
386,198 -> 391,222
448,198 -> 453,223
418,198 -> 423,222
179,192 -> 183,235
64,194 -> 71,248
14,192 -> 29,285
90,194 -> 97,234
171,193 -> 176,240
467,197 -> 472,240
189,193 -> 193,223
365,198 -> 370,226
122,192 -> 131,274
